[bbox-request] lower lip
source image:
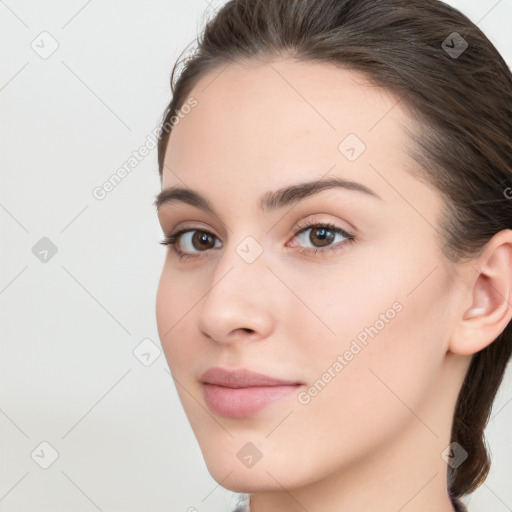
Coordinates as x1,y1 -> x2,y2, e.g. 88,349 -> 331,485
202,383 -> 301,418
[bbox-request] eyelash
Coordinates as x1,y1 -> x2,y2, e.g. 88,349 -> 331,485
159,219 -> 355,261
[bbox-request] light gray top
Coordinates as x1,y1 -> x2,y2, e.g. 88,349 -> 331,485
230,493 -> 250,512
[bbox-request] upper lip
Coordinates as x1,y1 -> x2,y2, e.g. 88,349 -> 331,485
200,367 -> 301,388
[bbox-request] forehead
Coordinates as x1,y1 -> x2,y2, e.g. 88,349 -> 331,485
162,57 -> 432,208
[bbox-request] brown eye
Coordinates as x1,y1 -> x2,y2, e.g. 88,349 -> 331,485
189,231 -> 216,251
160,228 -> 222,258
178,230 -> 219,252
161,221 -> 354,260
293,223 -> 351,251
308,227 -> 336,247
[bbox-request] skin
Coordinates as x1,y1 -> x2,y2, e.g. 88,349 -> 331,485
155,57 -> 512,512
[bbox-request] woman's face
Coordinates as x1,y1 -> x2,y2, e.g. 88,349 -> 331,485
155,58 -> 466,494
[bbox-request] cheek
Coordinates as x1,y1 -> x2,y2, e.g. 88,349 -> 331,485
252,294 -> 449,486
282,252 -> 452,441
278,256 -> 404,368
156,265 -> 199,374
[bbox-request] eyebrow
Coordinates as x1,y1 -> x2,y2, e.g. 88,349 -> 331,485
154,176 -> 381,214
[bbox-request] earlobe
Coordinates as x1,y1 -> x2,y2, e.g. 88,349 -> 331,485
450,230 -> 512,356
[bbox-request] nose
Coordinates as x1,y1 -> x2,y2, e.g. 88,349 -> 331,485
197,238 -> 275,346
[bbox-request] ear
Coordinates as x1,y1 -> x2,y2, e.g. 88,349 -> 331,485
450,229 -> 512,356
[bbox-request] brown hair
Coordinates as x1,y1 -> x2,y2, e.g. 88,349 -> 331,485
156,0 -> 512,508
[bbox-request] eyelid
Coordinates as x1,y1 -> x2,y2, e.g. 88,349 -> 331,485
292,218 -> 354,239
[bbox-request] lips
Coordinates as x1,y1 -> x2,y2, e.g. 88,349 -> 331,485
199,367 -> 303,418
200,367 -> 300,387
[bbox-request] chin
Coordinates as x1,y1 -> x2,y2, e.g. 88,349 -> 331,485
207,466 -> 282,494
201,444 -> 312,494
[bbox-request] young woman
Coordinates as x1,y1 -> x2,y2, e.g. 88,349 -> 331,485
154,1 -> 512,510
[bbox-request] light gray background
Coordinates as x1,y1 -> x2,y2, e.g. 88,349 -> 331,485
1,1 -> 511,511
